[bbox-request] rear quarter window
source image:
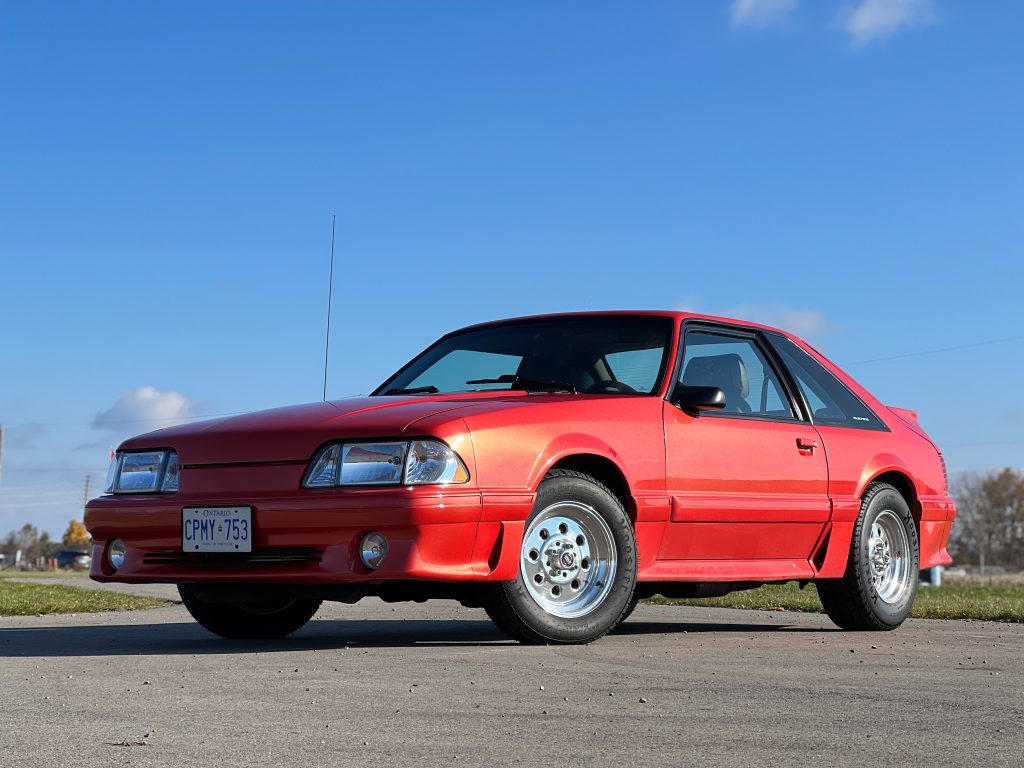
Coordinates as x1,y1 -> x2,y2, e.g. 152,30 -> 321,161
770,335 -> 887,431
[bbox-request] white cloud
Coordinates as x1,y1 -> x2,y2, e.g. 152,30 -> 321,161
731,0 -> 798,28
91,387 -> 198,431
676,294 -> 701,314
726,304 -> 838,340
841,0 -> 935,46
676,300 -> 838,343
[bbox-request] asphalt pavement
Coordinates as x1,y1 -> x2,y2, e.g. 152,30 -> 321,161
1,596 -> 1021,767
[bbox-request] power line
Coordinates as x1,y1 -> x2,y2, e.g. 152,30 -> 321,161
843,335 -> 1024,367
0,490 -> 90,500
0,411 -> 250,428
942,439 -> 1024,448
0,500 -> 85,510
0,481 -> 96,491
0,394 -> 360,429
1,468 -> 106,474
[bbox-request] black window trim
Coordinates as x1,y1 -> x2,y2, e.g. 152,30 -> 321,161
762,331 -> 890,433
667,320 -> 810,425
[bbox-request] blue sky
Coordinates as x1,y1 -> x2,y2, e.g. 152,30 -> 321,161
1,0 -> 1022,537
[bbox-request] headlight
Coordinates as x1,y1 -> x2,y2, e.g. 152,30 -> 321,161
303,439 -> 469,488
106,450 -> 180,493
162,452 -> 180,491
405,440 -> 469,484
340,442 -> 407,485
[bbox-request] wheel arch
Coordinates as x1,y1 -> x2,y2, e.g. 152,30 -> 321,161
861,463 -> 921,531
539,449 -> 635,522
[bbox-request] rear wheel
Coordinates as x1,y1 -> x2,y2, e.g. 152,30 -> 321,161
484,470 -> 636,644
178,585 -> 322,639
818,482 -> 919,631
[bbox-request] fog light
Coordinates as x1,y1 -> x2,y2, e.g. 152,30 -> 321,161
359,532 -> 388,570
108,538 -> 127,570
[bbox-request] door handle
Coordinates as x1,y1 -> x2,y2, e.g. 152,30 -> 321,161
796,438 -> 818,452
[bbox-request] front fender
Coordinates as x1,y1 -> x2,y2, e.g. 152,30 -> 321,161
526,433 -> 634,493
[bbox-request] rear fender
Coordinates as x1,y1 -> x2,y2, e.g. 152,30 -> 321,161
857,454 -> 918,506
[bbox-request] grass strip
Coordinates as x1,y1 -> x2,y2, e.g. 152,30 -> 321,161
644,582 -> 1024,623
0,570 -> 91,579
0,580 -> 169,617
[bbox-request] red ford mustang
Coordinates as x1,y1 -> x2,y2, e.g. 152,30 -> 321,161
85,311 -> 954,643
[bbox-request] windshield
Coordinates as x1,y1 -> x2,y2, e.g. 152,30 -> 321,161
374,316 -> 674,396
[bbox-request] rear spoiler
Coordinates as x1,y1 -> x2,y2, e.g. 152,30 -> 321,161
887,406 -> 931,442
889,406 -> 918,423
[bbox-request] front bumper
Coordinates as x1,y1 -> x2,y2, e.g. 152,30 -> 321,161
85,485 -> 532,585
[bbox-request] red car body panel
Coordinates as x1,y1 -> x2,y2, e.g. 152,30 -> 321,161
85,311 -> 954,591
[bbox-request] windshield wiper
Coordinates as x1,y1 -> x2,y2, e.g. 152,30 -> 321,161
383,385 -> 439,396
466,374 -> 577,394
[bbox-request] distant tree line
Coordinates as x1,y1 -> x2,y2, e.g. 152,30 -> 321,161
1,520 -> 92,561
950,468 -> 1024,572
1,523 -> 56,560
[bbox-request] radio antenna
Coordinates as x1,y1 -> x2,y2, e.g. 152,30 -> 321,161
322,213 -> 336,401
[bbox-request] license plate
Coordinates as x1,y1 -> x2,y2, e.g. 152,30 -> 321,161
182,507 -> 252,553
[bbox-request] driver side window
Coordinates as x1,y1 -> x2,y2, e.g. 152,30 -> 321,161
680,331 -> 794,419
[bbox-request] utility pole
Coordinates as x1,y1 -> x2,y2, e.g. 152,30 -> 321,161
0,424 -> 5,488
82,475 -> 91,512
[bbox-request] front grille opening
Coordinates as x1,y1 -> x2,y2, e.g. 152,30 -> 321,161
143,547 -> 324,566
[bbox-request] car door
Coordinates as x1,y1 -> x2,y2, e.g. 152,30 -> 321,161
661,323 -> 830,562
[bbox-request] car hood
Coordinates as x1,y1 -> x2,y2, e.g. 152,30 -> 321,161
118,394 -> 525,465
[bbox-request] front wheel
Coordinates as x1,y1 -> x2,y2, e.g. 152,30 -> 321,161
818,482 -> 919,631
178,585 -> 322,639
484,470 -> 637,644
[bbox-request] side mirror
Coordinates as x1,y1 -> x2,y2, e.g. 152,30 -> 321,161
671,385 -> 727,414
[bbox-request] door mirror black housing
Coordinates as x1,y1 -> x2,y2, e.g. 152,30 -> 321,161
671,385 -> 727,414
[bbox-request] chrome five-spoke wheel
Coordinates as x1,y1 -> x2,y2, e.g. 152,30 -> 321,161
521,501 -> 617,618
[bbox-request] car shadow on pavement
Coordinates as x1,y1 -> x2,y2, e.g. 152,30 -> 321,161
0,615 -> 826,657
0,619 -> 511,657
612,620 -> 826,637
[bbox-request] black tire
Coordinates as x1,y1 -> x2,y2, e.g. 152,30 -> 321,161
620,594 -> 641,623
818,482 -> 919,631
484,469 -> 637,644
178,585 -> 322,639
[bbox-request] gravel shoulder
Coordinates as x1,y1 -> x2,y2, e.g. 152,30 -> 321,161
1,599 -> 1021,768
